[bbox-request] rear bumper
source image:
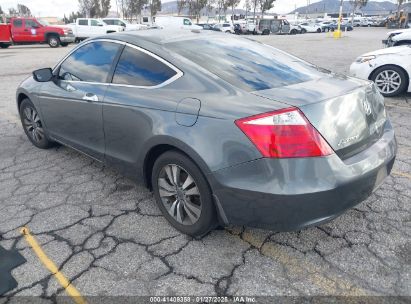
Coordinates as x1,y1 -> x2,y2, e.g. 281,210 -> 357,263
209,122 -> 397,231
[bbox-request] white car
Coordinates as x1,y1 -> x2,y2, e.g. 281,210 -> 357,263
155,16 -> 202,30
350,46 -> 411,96
213,23 -> 234,33
68,18 -> 124,41
383,28 -> 411,47
102,18 -> 147,31
299,22 -> 322,33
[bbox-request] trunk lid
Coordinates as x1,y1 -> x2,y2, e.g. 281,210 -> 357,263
252,76 -> 387,159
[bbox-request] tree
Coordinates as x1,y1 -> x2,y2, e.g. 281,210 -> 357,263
349,0 -> 368,25
0,6 -> 3,15
251,0 -> 258,26
187,0 -> 208,23
177,0 -> 186,15
100,0 -> 111,17
259,0 -> 275,18
150,0 -> 161,19
225,0 -> 240,23
17,3 -> 31,16
8,8 -> 18,16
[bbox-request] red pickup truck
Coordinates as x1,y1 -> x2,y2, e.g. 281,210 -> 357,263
0,17 -> 75,48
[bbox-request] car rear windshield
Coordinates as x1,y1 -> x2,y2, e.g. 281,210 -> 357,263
167,37 -> 323,91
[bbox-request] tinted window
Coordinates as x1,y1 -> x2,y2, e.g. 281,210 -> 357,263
78,19 -> 88,26
13,19 -> 23,27
59,41 -> 121,83
113,46 -> 177,87
104,20 -> 114,25
183,19 -> 191,25
168,37 -> 323,91
25,19 -> 37,28
91,20 -> 100,26
143,17 -> 148,22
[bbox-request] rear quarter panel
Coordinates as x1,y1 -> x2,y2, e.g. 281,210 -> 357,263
0,24 -> 11,43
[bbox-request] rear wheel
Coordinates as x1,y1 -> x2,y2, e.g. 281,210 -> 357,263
19,99 -> 54,149
371,65 -> 408,97
48,35 -> 60,48
152,151 -> 217,236
317,28 -> 321,33
301,28 -> 307,34
262,29 -> 270,35
0,43 -> 10,49
290,29 -> 297,35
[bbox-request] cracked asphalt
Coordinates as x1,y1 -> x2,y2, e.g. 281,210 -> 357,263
0,28 -> 410,300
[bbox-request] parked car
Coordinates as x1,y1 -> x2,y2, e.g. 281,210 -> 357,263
155,16 -> 202,30
383,28 -> 411,47
197,23 -> 214,30
318,20 -> 335,32
67,18 -> 124,41
257,19 -> 290,35
17,30 -> 396,236
289,24 -> 303,35
350,45 -> 411,96
233,23 -> 244,35
0,17 -> 74,48
299,22 -> 322,33
212,23 -> 234,33
329,22 -> 354,32
102,18 -> 147,31
245,20 -> 257,33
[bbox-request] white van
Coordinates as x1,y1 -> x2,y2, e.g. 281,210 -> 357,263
155,16 -> 202,30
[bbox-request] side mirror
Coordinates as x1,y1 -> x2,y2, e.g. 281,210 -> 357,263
33,68 -> 53,82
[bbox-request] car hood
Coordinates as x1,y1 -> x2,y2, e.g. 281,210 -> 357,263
360,45 -> 411,56
387,28 -> 411,36
392,31 -> 411,41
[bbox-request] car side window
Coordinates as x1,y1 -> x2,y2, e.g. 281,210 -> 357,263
25,19 -> 37,28
90,19 -> 99,26
78,19 -> 88,26
183,19 -> 192,26
58,41 -> 121,83
13,19 -> 23,27
112,46 -> 177,87
104,20 -> 113,25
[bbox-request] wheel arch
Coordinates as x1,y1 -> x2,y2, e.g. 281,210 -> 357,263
142,141 -> 228,226
17,92 -> 29,111
369,63 -> 410,85
44,32 -> 60,41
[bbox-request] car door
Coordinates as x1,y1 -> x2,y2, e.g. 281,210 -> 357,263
76,19 -> 89,38
10,19 -> 25,42
24,19 -> 42,42
37,40 -> 123,160
102,44 -> 183,177
90,19 -> 105,36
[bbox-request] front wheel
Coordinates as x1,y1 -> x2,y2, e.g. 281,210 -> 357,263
301,28 -> 307,34
48,36 -> 60,48
60,42 -> 69,47
317,28 -> 321,33
152,151 -> 217,236
371,65 -> 408,97
19,99 -> 54,149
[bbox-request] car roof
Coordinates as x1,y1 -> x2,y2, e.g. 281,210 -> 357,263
97,29 -> 228,46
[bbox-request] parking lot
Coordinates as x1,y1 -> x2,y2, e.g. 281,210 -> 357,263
0,27 -> 410,300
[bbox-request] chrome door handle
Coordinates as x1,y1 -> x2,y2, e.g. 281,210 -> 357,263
83,93 -> 99,102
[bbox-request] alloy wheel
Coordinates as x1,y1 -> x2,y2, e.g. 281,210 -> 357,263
375,70 -> 402,95
22,106 -> 44,143
49,37 -> 58,47
157,164 -> 202,225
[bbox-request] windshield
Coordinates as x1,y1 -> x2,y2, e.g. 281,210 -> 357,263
168,37 -> 323,91
38,19 -> 49,26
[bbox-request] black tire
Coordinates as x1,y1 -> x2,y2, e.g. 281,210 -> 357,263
19,99 -> 54,149
0,43 -> 10,49
48,35 -> 60,48
60,42 -> 69,47
262,29 -> 270,35
317,28 -> 321,33
371,65 -> 408,97
152,151 -> 217,236
290,29 -> 297,35
301,28 -> 307,34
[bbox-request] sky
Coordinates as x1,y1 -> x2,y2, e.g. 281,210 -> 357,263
0,0 -> 398,18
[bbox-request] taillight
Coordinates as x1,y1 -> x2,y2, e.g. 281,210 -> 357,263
235,107 -> 333,158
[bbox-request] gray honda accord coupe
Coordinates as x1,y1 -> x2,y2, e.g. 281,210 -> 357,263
16,30 -> 397,236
